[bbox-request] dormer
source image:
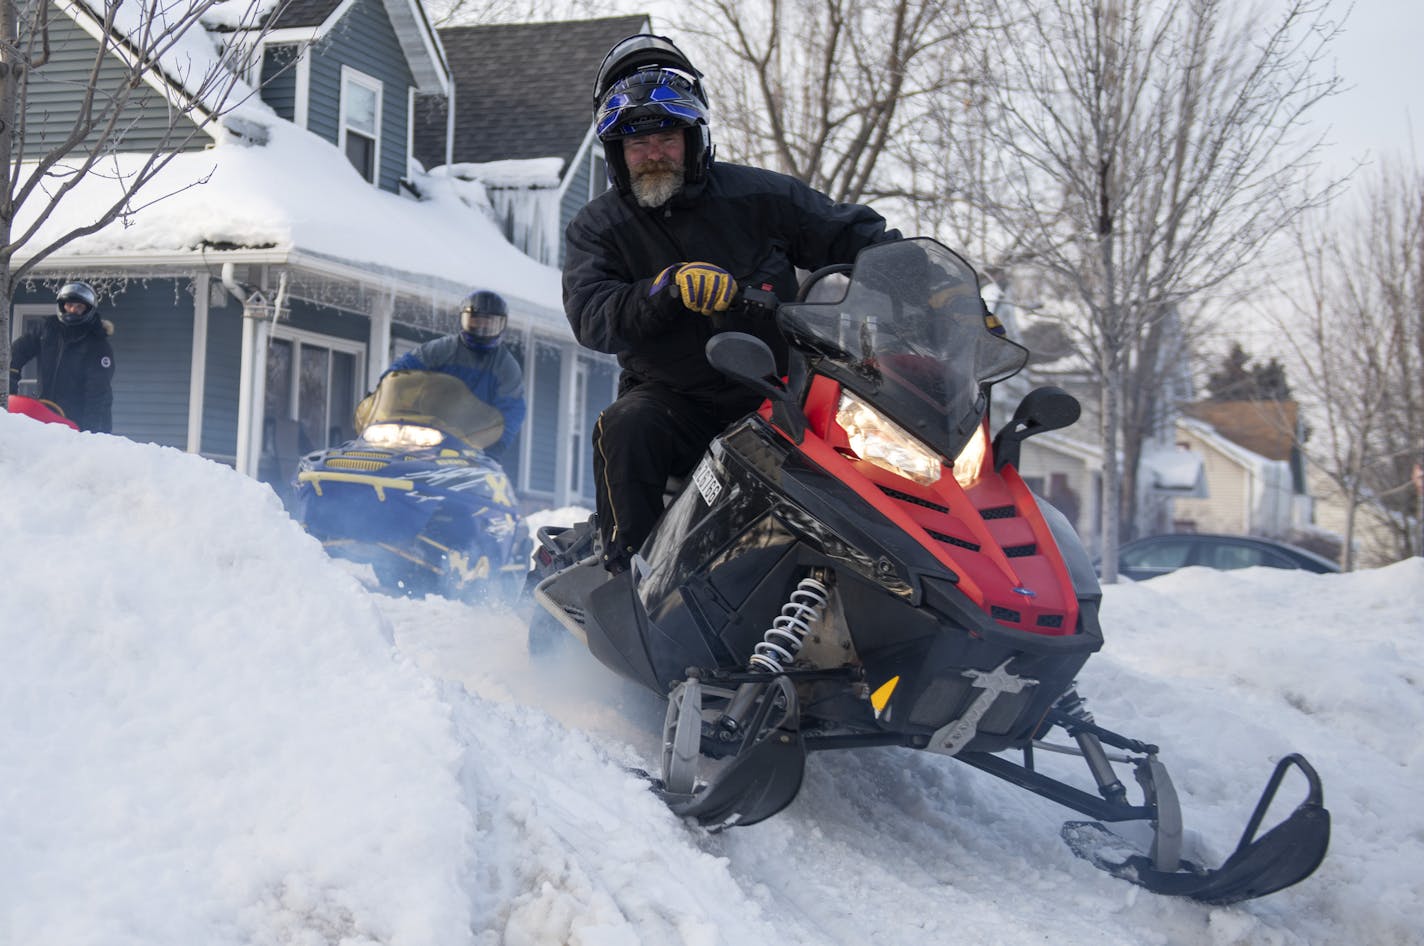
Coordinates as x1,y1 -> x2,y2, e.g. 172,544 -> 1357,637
409,15 -> 650,264
249,0 -> 449,192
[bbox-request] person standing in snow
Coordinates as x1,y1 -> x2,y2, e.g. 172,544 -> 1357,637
383,289 -> 525,462
562,33 -> 902,573
7,281 -> 116,433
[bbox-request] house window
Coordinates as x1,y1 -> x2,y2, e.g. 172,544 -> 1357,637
260,329 -> 365,505
340,67 -> 382,183
9,305 -> 50,396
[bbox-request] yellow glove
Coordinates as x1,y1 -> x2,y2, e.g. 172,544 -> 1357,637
652,261 -> 738,315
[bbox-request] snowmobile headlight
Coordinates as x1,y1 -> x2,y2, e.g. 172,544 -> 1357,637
836,392 -> 942,486
363,423 -> 445,448
951,424 -> 988,489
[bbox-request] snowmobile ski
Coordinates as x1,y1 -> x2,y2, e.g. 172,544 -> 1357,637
1062,754 -> 1329,904
653,675 -> 807,829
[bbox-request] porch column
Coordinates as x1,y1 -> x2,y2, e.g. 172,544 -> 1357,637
368,293 -> 394,390
186,274 -> 210,453
554,343 -> 578,507
235,305 -> 271,477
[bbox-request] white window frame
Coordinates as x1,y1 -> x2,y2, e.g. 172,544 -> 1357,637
10,303 -> 51,396
267,325 -> 367,447
10,303 -> 48,338
338,65 -> 383,184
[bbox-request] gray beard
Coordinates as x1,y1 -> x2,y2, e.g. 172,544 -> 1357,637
630,167 -> 684,208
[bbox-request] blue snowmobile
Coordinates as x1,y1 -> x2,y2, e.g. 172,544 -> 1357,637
293,369 -> 529,602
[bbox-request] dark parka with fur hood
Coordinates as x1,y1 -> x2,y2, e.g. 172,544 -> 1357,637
562,161 -> 899,415
8,315 -> 116,432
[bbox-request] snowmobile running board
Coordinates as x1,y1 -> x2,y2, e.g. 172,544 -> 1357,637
965,748 -> 1330,904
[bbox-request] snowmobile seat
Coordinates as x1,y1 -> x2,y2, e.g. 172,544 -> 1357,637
663,474 -> 687,505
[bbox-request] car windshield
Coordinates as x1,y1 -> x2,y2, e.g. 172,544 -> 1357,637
778,238 -> 1029,462
354,370 -> 504,449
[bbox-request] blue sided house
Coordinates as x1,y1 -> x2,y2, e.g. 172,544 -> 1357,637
8,1 -> 642,512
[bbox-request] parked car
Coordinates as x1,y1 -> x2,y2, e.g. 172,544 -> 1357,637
1108,533 -> 1340,581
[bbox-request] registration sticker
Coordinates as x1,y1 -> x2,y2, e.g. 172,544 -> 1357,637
693,457 -> 721,506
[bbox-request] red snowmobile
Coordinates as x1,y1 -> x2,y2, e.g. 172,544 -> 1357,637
527,238 -> 1329,904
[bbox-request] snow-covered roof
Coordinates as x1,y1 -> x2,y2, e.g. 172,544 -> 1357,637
441,158 -> 565,190
16,106 -> 567,331
62,0 -> 266,132
1178,416 -> 1280,475
1140,441 -> 1209,496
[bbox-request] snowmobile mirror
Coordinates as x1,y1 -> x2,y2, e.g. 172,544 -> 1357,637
993,386 -> 1081,472
706,332 -> 806,441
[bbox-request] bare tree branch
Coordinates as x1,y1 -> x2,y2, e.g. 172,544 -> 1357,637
1274,162 -> 1424,566
1,0 -> 293,410
672,0 -> 982,207
963,0 -> 1346,578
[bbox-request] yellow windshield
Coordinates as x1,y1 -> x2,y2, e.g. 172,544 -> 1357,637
354,371 -> 504,450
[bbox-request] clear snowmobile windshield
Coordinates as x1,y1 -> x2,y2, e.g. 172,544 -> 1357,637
779,238 -> 1029,463
354,370 -> 504,450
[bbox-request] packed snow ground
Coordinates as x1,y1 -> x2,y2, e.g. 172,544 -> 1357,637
3,413 -> 1422,946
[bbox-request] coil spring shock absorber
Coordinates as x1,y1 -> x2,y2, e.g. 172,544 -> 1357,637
748,576 -> 831,673
716,574 -> 832,738
1056,686 -> 1127,805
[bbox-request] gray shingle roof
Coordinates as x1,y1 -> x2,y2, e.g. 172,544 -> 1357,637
270,0 -> 346,29
414,15 -> 649,171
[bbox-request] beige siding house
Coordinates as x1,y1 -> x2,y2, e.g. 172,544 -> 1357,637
1017,433 -> 1102,550
1308,467 -> 1407,567
1170,402 -> 1312,538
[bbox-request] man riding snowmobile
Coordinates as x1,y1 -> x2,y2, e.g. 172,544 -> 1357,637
528,238 -> 1329,906
294,369 -> 527,602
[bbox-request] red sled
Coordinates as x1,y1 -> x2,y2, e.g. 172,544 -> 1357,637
7,394 -> 80,429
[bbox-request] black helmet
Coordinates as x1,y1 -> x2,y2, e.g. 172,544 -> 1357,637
459,289 -> 508,351
56,281 -> 98,325
594,34 -> 711,195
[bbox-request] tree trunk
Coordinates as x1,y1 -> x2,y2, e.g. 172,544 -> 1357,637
0,0 -> 17,411
1100,352 -> 1123,583
1342,485 -> 1358,572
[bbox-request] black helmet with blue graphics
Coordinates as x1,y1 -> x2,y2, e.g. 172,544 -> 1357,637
593,34 -> 712,195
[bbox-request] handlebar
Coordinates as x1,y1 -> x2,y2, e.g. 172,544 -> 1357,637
727,261 -> 852,318
736,284 -> 781,317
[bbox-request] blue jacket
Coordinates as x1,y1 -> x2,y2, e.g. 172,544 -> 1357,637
386,336 -> 526,456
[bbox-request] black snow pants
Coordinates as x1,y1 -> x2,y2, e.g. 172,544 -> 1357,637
592,381 -> 754,571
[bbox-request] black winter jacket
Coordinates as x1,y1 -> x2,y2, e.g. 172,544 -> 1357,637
8,315 -> 115,432
563,161 -> 899,413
